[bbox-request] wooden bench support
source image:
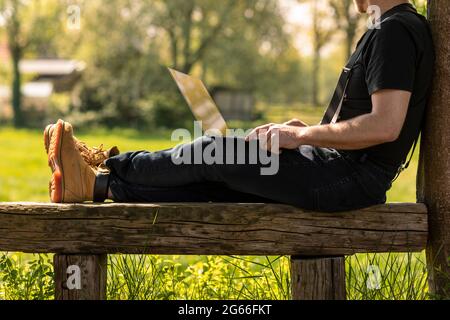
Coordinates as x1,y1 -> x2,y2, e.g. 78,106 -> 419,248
291,256 -> 346,300
54,254 -> 107,300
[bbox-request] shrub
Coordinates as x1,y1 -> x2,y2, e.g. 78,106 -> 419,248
0,253 -> 54,300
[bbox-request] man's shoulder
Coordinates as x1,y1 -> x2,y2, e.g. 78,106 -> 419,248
370,11 -> 430,49
382,11 -> 429,36
367,17 -> 413,50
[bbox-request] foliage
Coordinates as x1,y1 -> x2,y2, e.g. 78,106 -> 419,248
144,92 -> 195,129
0,251 -> 431,300
0,253 -> 54,300
410,0 -> 427,16
65,0 -> 307,128
0,0 -> 65,127
107,255 -> 290,300
0,0 -> 316,128
346,252 -> 428,300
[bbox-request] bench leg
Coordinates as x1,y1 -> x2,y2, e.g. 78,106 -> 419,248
290,256 -> 346,300
54,254 -> 107,300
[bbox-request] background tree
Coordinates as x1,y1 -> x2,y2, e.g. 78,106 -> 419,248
328,0 -> 364,61
310,0 -> 334,106
152,0 -> 235,74
0,0 -> 62,127
1,0 -> 25,127
75,0 -> 298,128
151,0 -> 290,76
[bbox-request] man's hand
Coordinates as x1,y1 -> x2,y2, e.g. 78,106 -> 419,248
245,123 -> 305,153
283,118 -> 309,127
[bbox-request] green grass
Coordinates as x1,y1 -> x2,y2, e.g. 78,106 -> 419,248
0,109 -> 428,300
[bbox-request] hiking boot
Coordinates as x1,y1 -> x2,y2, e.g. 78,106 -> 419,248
46,120 -> 98,203
44,124 -> 120,171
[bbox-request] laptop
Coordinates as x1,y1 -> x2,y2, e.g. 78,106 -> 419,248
168,68 -> 228,135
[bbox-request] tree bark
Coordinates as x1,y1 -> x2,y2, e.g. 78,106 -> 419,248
417,0 -> 450,299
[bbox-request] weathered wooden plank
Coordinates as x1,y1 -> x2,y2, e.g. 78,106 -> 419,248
291,256 -> 346,300
0,202 -> 427,255
54,254 -> 107,300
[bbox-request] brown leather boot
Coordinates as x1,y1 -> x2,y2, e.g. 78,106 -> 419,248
47,120 -> 97,203
44,124 -> 120,171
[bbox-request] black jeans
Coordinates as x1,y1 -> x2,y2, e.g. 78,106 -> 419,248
105,136 -> 397,212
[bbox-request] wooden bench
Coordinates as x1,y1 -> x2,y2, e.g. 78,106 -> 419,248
0,202 -> 428,300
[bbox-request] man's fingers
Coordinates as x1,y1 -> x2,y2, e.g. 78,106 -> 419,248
270,131 -> 281,154
266,127 -> 281,154
258,132 -> 268,150
245,124 -> 282,154
245,123 -> 274,141
246,130 -> 258,141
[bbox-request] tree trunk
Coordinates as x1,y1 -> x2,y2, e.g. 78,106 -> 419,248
168,29 -> 179,70
417,0 -> 450,299
181,1 -> 194,73
11,47 -> 24,128
312,49 -> 320,106
345,26 -> 356,61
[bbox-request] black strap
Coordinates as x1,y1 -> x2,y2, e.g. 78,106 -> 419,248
93,172 -> 110,202
320,29 -> 376,125
391,137 -> 419,182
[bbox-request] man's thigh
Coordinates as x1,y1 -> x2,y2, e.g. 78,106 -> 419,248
205,142 -> 354,209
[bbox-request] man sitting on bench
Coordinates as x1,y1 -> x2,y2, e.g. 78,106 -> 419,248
43,1 -> 434,212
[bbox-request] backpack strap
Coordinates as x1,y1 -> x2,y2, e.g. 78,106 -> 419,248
320,27 -> 377,125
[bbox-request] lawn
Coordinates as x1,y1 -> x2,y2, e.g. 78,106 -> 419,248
0,110 -> 428,300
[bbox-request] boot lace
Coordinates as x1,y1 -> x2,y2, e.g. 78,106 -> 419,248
75,141 -> 110,171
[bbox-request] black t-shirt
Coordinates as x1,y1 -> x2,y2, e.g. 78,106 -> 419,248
338,3 -> 435,169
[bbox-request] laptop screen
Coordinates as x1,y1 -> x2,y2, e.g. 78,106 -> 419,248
169,68 -> 228,135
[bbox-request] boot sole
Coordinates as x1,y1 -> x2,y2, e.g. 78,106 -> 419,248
47,120 -> 65,203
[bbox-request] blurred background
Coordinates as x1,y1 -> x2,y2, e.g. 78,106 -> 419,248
0,0 -> 432,300
0,0 -> 426,130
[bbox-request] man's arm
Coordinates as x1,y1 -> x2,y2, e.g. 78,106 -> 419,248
246,89 -> 411,151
